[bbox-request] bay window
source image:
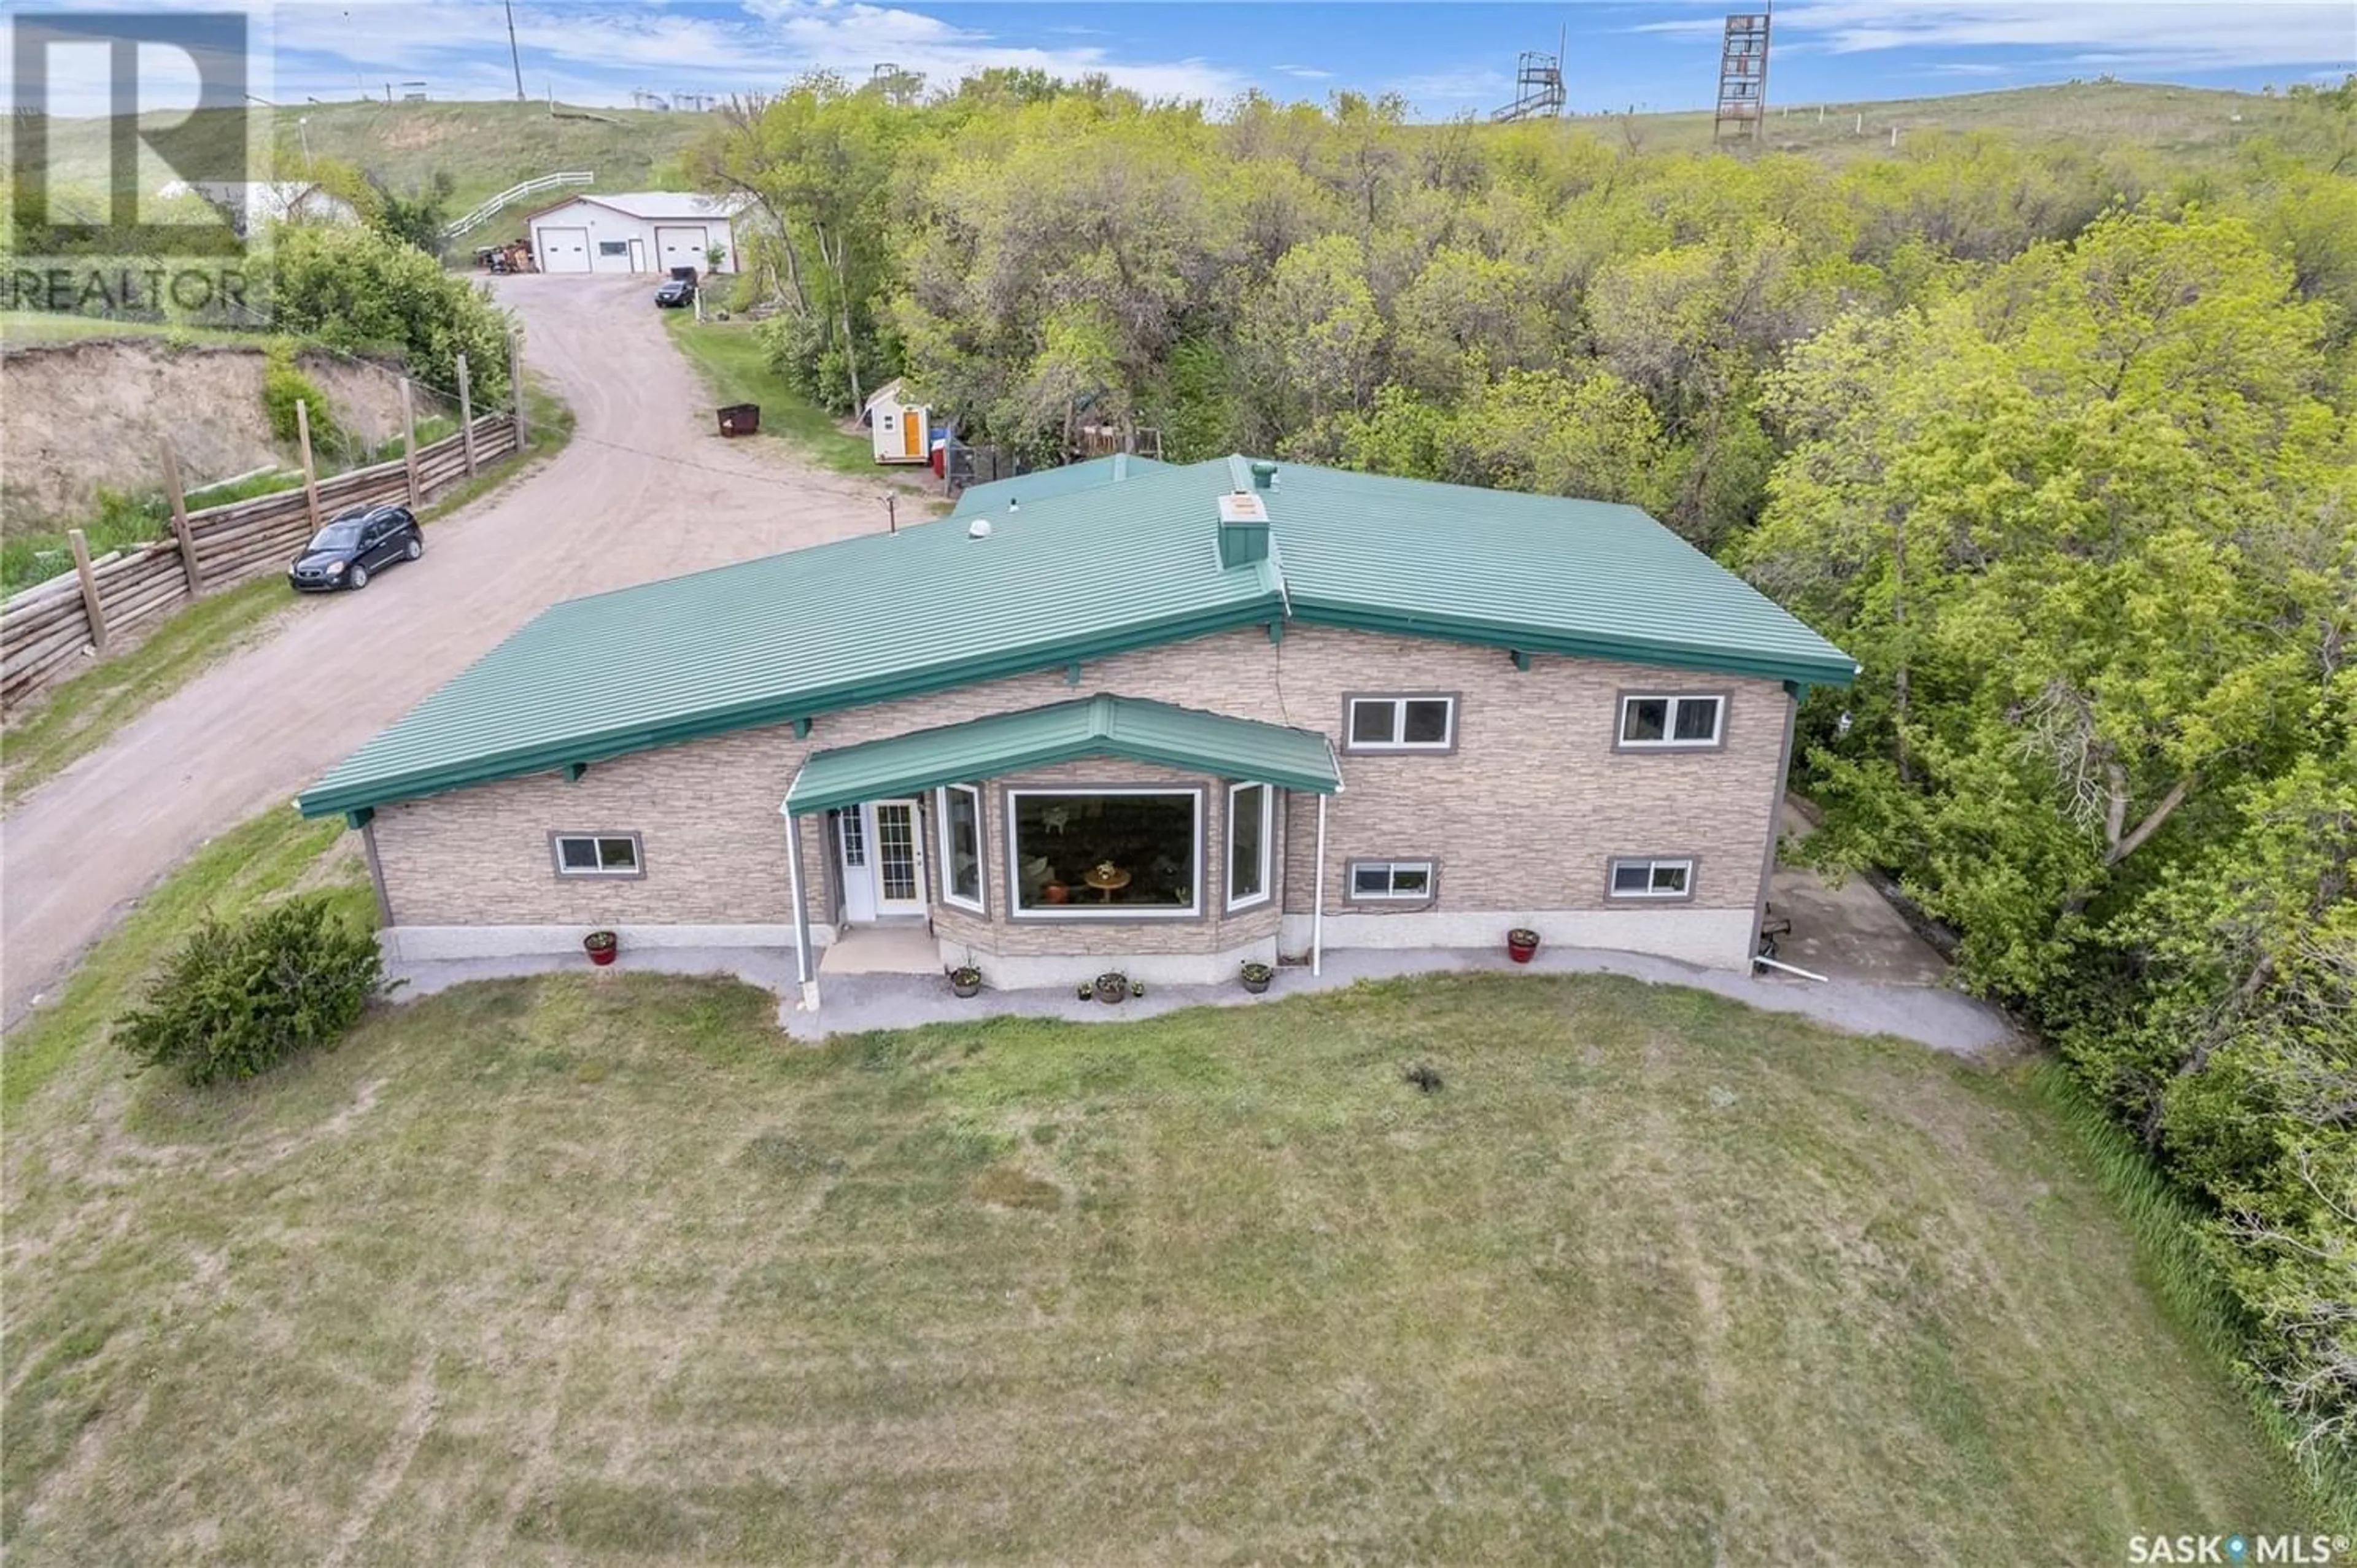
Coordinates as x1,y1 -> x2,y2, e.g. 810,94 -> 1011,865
1008,787 -> 1201,917
1227,781 -> 1272,910
936,783 -> 985,912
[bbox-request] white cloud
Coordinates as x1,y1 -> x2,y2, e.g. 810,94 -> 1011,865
255,0 -> 1250,108
1275,64 -> 1335,81
1386,66 -> 1511,109
1635,1 -> 2355,72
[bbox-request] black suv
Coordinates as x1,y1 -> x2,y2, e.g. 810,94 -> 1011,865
654,276 -> 696,308
288,503 -> 423,592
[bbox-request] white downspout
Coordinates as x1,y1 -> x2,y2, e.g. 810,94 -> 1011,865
1312,792 -> 1328,977
784,812 -> 817,1010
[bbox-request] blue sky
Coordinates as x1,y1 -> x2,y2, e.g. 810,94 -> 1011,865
20,2 -> 2357,119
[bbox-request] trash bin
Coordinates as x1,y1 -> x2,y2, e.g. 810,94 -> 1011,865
717,403 -> 761,437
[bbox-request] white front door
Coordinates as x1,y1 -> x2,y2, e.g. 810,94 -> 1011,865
835,800 -> 926,922
869,799 -> 926,916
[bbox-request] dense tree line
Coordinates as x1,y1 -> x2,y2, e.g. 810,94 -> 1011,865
694,74 -> 2356,1478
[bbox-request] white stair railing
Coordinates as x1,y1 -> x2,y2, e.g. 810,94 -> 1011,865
444,171 -> 594,241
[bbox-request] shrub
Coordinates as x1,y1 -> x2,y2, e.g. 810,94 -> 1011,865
260,341 -> 342,450
116,895 -> 384,1086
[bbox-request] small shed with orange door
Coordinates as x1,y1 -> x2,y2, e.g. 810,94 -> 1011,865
862,379 -> 932,465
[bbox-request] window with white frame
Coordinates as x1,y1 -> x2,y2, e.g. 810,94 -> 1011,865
1227,782 -> 1272,910
1345,695 -> 1455,752
1007,787 -> 1201,916
597,241 -> 630,257
552,833 -> 641,877
1608,857 -> 1693,899
1348,860 -> 1434,901
1619,693 -> 1724,748
936,783 -> 985,913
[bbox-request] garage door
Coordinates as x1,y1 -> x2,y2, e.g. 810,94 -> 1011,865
654,225 -> 710,272
538,226 -> 590,274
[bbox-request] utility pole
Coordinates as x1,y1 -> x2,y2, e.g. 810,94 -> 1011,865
504,0 -> 526,102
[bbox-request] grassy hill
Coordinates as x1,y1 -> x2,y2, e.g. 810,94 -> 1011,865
6,79 -> 2313,230
5,98 -> 714,230
1576,79 -> 2306,161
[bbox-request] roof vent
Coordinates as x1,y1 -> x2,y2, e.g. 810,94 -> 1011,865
1217,490 -> 1269,568
1250,460 -> 1279,490
967,517 -> 992,541
1007,496 -> 1019,514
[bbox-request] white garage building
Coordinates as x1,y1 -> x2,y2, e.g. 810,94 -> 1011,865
524,192 -> 741,276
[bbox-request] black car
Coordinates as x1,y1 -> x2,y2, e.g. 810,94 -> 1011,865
654,277 -> 695,308
288,503 -> 422,592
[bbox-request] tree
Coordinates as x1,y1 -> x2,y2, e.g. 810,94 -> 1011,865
366,169 -> 455,255
268,223 -> 514,403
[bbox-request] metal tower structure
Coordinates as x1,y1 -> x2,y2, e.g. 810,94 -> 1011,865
1713,7 -> 1771,144
1490,48 -> 1566,123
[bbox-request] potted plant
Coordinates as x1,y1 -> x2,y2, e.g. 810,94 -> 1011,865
1043,881 -> 1070,905
1506,927 -> 1540,964
948,964 -> 983,998
1076,981 -> 1094,1000
1240,960 -> 1274,995
584,929 -> 617,967
1093,971 -> 1129,1005
1129,981 -> 1147,999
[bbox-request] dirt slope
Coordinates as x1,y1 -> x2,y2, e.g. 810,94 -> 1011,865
0,275 -> 894,1025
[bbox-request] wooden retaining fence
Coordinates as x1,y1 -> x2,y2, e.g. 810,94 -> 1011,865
2,385 -> 521,709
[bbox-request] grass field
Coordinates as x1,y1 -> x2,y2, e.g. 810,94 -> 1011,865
3,919 -> 2313,1559
660,311 -> 878,477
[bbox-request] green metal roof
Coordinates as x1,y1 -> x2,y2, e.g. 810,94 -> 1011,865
784,693 -> 1340,813
951,454 -> 1164,517
298,455 -> 1854,819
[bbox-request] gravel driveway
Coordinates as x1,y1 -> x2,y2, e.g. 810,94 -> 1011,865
1,276 -> 896,1026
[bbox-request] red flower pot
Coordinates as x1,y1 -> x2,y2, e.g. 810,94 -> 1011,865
589,946 -> 617,967
585,931 -> 618,966
1506,930 -> 1539,964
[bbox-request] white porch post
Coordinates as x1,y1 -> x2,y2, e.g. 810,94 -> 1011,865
784,812 -> 817,1008
1312,792 -> 1328,977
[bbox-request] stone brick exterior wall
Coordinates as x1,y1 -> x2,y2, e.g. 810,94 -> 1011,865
368,625 -> 1790,964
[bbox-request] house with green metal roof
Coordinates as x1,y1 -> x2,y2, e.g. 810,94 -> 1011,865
300,455 -> 1854,1005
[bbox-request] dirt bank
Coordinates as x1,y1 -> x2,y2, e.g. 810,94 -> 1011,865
0,339 -> 411,531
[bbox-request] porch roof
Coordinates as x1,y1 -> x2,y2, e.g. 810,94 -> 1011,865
783,694 -> 1341,814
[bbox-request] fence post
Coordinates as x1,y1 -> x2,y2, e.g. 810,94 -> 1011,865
400,379 -> 424,508
506,330 -> 527,450
296,398 -> 322,532
160,441 -> 202,597
456,353 -> 479,477
68,528 -> 109,654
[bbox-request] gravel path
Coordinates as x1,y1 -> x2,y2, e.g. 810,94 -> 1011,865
388,943 -> 2019,1057
1,277 -> 893,1026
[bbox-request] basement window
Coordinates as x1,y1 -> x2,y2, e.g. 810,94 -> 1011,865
1608,857 -> 1693,900
552,833 -> 642,878
1347,860 -> 1435,902
1618,693 -> 1725,749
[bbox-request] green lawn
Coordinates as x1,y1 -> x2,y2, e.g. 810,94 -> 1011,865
659,312 -> 879,477
0,313 -> 274,350
2,919 -> 2313,1558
